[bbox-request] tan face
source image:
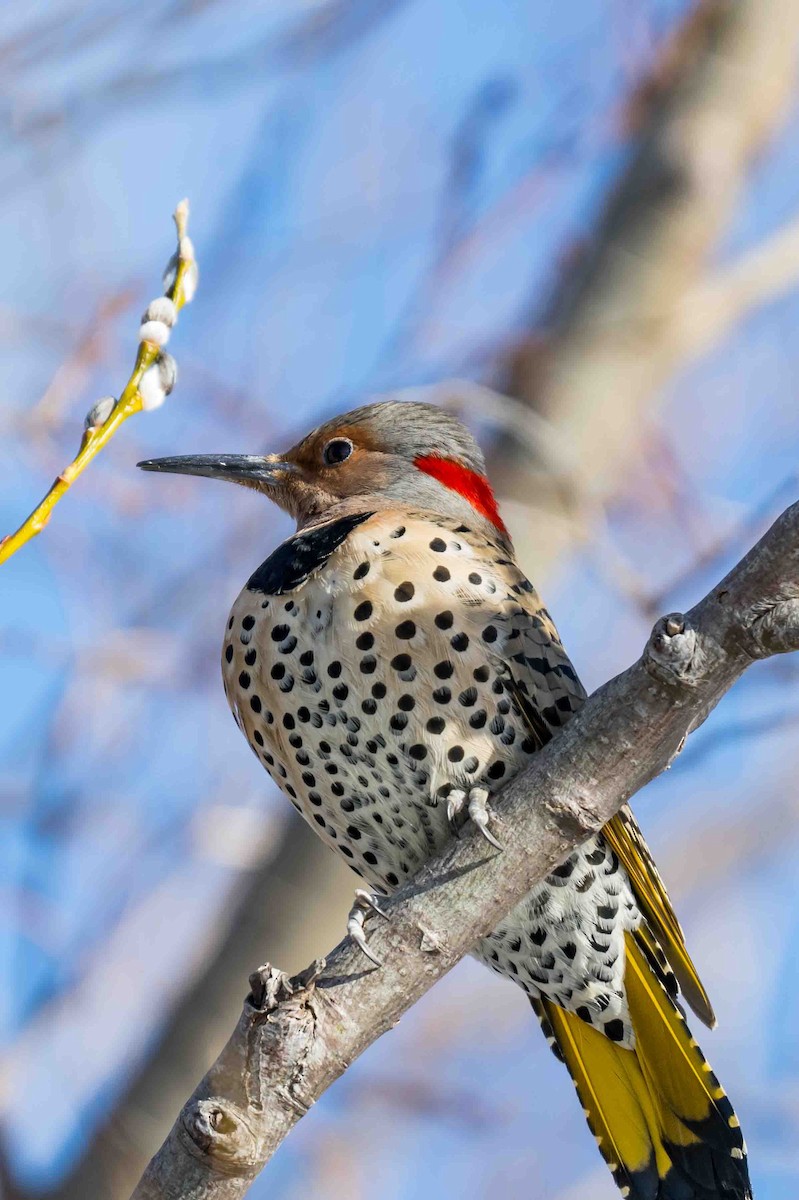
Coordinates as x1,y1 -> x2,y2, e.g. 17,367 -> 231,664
278,423 -> 400,514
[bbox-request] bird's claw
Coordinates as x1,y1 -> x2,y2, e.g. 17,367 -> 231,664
347,888 -> 389,966
447,788 -> 467,836
468,787 -> 503,850
447,786 -> 502,848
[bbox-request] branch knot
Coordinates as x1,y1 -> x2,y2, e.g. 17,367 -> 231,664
180,1099 -> 259,1173
644,612 -> 704,686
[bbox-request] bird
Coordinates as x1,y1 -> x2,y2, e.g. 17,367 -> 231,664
140,400 -> 751,1200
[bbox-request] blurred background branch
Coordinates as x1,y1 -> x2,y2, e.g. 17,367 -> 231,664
499,0 -> 799,571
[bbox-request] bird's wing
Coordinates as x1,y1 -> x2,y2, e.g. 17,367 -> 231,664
602,806 -> 716,1027
493,569 -> 716,1028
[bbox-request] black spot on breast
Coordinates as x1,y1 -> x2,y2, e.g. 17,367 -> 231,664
248,512 -> 374,595
604,1019 -> 625,1042
356,632 -> 374,651
395,620 -> 416,639
394,582 -> 415,602
551,858 -> 574,879
430,538 -> 446,552
354,601 -> 373,622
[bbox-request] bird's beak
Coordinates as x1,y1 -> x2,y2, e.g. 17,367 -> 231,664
137,453 -> 298,487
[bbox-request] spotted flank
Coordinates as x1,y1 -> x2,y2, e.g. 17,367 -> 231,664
222,508 -> 751,1200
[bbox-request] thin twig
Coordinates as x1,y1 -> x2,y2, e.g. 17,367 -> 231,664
0,199 -> 198,566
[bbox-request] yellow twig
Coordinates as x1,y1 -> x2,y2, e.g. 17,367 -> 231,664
0,199 -> 198,567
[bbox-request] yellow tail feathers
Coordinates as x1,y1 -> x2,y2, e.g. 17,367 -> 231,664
535,933 -> 750,1199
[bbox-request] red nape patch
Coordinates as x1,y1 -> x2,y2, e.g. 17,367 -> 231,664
414,456 -> 509,539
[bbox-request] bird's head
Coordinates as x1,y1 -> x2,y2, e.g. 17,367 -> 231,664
138,400 -> 509,540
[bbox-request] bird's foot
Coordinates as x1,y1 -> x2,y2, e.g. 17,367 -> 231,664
447,785 -> 503,849
347,888 -> 389,966
467,786 -> 503,850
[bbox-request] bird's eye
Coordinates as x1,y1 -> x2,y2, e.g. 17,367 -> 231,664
323,438 -> 354,465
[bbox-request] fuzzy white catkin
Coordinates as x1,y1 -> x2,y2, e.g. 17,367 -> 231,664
142,296 -> 177,327
84,396 -> 116,430
139,353 -> 177,411
139,320 -> 171,347
181,260 -> 199,303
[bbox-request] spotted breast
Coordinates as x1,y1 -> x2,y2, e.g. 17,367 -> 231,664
223,509 -> 641,1043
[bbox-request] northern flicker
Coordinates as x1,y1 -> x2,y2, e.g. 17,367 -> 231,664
140,401 -> 751,1200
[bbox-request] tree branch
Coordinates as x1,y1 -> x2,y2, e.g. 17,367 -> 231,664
131,499 -> 799,1199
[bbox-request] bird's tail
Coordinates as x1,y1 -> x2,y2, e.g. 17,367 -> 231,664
533,933 -> 751,1199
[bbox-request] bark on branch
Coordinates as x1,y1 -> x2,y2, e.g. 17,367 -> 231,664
131,499 -> 799,1200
